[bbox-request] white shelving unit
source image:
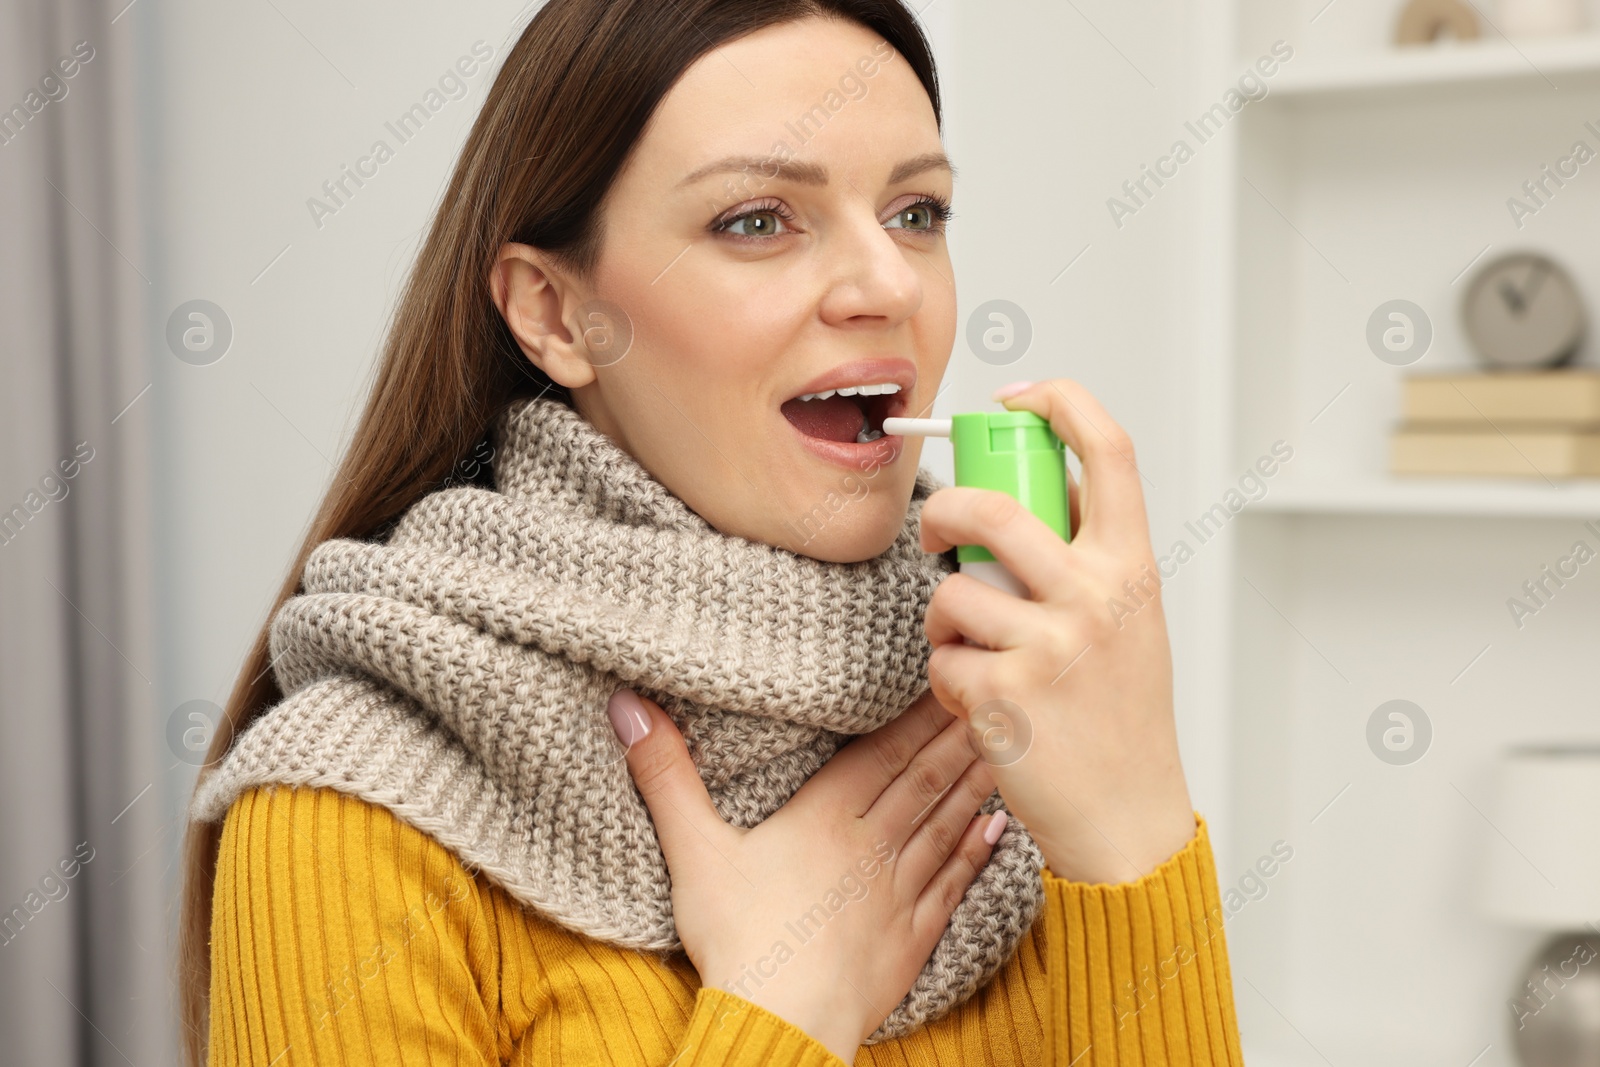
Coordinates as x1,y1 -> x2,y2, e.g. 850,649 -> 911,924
1192,3 -> 1600,1063
1258,477 -> 1600,516
1273,31 -> 1600,95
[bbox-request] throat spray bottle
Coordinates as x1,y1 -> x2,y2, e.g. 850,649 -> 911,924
883,412 -> 1071,598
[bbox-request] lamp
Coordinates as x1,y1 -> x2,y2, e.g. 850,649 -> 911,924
1482,746 -> 1600,1065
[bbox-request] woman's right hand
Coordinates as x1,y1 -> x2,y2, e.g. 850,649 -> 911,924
608,688 -> 1005,1064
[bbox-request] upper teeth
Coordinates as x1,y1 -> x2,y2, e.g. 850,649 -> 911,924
796,383 -> 902,401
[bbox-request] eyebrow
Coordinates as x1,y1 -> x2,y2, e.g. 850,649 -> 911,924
677,150 -> 955,189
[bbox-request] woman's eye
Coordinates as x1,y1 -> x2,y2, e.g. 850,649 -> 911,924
721,210 -> 788,238
884,197 -> 951,232
714,198 -> 946,239
887,204 -> 935,231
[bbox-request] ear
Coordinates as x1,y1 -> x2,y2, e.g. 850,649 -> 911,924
489,243 -> 597,390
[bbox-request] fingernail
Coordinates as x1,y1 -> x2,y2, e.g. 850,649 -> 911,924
991,381 -> 1034,401
607,689 -> 651,749
982,810 -> 1008,845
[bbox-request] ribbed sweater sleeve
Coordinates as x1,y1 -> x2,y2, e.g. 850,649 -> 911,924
207,785 -> 501,1066
672,988 -> 848,1066
1043,816 -> 1244,1065
207,786 -> 1242,1065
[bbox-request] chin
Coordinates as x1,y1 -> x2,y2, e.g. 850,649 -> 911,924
777,497 -> 908,563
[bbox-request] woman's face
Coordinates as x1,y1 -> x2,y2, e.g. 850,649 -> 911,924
494,16 -> 955,562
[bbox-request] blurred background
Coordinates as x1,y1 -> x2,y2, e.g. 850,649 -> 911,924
6,0 -> 1600,1063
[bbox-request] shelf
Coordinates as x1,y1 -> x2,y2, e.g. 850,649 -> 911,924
1252,477 -> 1600,517
1265,33 -> 1600,97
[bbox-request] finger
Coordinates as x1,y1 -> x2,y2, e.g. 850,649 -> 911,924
925,641 -> 1003,721
862,718 -> 982,846
611,690 -> 732,868
894,758 -> 997,890
911,810 -> 1006,946
919,486 -> 1075,602
925,571 -> 1049,651
813,689 -> 955,816
996,379 -> 1151,548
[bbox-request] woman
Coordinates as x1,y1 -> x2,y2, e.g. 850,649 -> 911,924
180,1 -> 1244,1064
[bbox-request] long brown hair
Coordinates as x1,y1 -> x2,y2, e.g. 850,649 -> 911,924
177,0 -> 940,1060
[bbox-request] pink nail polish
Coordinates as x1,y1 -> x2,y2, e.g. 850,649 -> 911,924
982,811 -> 1008,845
991,381 -> 1034,401
607,689 -> 651,748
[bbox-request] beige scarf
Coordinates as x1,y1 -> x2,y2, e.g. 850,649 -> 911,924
191,394 -> 1043,1041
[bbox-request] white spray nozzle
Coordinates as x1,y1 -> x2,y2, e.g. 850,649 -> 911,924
882,417 -> 952,438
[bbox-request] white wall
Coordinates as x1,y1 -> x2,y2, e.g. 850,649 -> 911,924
151,0 -> 532,834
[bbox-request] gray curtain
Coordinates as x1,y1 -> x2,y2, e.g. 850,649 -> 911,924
0,1 -> 173,1064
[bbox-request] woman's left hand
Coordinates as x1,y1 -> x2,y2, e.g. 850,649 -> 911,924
918,378 -> 1197,885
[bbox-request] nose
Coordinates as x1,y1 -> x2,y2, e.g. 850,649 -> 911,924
817,209 -> 925,329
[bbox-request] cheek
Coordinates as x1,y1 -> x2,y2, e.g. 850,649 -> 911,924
590,264 -> 799,500
612,271 -> 821,444
603,261 -> 803,386
928,287 -> 957,356
909,254 -> 958,356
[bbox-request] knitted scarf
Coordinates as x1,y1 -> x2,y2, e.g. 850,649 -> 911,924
190,394 -> 1044,1042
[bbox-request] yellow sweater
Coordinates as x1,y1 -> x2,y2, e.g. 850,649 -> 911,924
208,785 -> 1243,1065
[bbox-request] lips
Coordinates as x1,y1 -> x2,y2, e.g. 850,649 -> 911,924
780,359 -> 915,446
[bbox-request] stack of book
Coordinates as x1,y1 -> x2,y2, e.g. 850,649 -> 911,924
1392,371 -> 1600,477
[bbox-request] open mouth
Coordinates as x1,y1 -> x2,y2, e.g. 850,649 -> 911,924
780,383 -> 905,444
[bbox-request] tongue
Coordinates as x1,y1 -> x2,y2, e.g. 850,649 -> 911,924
781,395 -> 866,443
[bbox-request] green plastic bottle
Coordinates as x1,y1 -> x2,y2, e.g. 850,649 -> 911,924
883,410 -> 1071,596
